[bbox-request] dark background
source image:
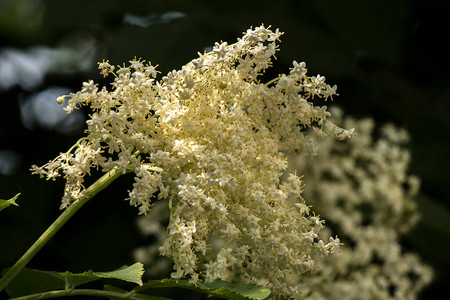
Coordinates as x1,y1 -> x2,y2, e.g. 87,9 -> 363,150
0,0 -> 449,298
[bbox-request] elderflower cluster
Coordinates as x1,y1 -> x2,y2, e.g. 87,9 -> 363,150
287,108 -> 433,299
31,25 -> 353,296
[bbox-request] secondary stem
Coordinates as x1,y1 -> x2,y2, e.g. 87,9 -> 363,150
0,164 -> 161,292
10,288 -> 141,300
0,168 -> 122,291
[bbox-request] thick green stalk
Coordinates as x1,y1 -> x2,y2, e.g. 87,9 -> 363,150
10,289 -> 141,300
0,165 -> 161,292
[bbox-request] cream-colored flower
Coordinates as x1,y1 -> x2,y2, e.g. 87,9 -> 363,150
32,25 -> 352,297
289,108 -> 433,299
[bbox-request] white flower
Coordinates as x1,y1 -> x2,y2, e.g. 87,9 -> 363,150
336,127 -> 355,140
33,25 -> 357,297
290,60 -> 307,77
81,80 -> 97,94
213,41 -> 228,59
289,112 -> 432,299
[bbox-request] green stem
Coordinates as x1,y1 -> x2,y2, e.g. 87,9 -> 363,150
0,168 -> 123,292
265,76 -> 280,87
0,164 -> 162,292
10,288 -> 141,300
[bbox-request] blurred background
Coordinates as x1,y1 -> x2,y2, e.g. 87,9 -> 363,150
0,0 -> 448,298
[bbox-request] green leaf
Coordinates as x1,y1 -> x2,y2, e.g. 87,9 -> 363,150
104,284 -> 171,300
135,278 -> 272,300
4,263 -> 145,297
3,268 -> 66,297
59,270 -> 101,288
0,193 -> 20,212
94,262 -> 145,286
205,280 -> 272,300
